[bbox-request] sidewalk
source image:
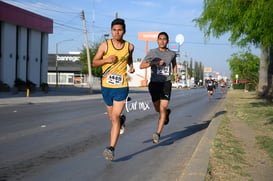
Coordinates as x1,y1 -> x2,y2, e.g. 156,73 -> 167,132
178,96 -> 225,181
0,86 -> 102,107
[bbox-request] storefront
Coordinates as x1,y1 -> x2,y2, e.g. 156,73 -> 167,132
0,1 -> 53,89
47,53 -> 86,86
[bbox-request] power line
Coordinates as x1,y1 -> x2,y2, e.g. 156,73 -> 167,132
185,41 -> 231,46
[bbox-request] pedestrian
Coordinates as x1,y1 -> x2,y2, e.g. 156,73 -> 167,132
205,75 -> 214,100
220,79 -> 226,94
92,18 -> 135,161
140,32 -> 178,144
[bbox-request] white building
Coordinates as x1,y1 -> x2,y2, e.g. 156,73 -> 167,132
0,1 -> 53,88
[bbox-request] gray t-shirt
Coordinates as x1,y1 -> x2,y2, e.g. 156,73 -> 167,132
143,48 -> 176,82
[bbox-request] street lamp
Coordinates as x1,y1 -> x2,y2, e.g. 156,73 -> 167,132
104,34 -> 109,40
55,39 -> 74,89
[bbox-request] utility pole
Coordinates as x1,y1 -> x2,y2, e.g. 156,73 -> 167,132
81,10 -> 92,94
92,0 -> 95,46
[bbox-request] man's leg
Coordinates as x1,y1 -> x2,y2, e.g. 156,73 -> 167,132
207,90 -> 211,99
153,100 -> 160,112
103,100 -> 125,160
157,99 -> 169,134
152,99 -> 169,144
109,100 -> 126,148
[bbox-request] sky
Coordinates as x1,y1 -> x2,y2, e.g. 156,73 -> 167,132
3,0 -> 260,77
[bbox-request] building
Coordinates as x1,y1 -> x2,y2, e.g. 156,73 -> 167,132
47,53 -> 85,86
47,53 -> 150,88
0,1 -> 53,89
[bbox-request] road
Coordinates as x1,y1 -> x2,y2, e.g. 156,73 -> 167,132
0,88 -> 224,181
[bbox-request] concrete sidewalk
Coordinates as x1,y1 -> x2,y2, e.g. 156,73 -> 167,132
0,86 -> 102,107
178,98 -> 224,181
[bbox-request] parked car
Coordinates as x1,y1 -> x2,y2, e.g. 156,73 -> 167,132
172,81 -> 186,89
190,83 -> 197,88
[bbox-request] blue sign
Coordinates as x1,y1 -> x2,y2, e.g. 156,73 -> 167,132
168,42 -> 180,52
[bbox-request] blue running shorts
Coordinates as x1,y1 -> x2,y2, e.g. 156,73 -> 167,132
101,87 -> 129,106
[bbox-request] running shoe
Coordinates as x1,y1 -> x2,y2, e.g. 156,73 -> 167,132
152,132 -> 160,144
164,109 -> 171,125
103,146 -> 115,161
120,114 -> 126,135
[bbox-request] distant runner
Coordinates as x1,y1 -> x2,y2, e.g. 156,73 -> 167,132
206,75 -> 214,100
219,79 -> 226,94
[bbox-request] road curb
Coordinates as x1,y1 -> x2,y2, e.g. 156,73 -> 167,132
178,97 -> 226,181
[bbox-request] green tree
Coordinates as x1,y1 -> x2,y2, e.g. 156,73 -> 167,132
227,51 -> 260,85
79,42 -> 102,77
194,61 -> 204,85
195,0 -> 273,101
188,58 -> 193,78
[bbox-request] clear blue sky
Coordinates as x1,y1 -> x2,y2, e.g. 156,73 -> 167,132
4,0 -> 260,77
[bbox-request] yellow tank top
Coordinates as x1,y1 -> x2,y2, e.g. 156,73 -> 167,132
101,39 -> 130,88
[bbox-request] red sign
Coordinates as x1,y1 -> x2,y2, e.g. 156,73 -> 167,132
231,80 -> 249,83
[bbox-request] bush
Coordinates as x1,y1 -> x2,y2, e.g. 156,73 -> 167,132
0,81 -> 10,92
14,78 -> 27,91
40,83 -> 49,93
232,83 -> 256,91
14,79 -> 36,92
232,83 -> 245,89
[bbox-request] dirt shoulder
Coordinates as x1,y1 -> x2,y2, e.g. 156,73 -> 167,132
206,89 -> 273,181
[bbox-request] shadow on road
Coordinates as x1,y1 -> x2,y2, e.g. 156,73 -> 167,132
114,120 -> 210,162
213,110 -> 227,119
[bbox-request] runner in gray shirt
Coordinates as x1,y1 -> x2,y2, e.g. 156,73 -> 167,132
140,32 -> 178,144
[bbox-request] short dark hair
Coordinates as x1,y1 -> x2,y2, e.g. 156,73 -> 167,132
158,32 -> 169,40
111,18 -> 126,32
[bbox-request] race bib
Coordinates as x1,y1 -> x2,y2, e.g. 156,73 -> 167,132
157,66 -> 170,75
107,74 -> 123,85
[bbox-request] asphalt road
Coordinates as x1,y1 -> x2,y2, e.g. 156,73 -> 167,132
0,88 -> 224,181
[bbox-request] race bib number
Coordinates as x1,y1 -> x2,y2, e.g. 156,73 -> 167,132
157,66 -> 170,75
107,74 -> 123,85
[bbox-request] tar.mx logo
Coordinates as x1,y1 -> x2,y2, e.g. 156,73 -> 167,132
125,97 -> 150,113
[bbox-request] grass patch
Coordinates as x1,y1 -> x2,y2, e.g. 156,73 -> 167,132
256,135 -> 273,162
206,90 -> 273,180
206,115 -> 250,181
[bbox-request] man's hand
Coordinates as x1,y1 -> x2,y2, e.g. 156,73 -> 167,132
175,75 -> 179,82
158,60 -> 165,66
107,55 -> 118,64
128,67 -> 135,73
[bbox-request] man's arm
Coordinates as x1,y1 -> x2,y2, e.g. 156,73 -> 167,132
172,56 -> 178,82
92,41 -> 117,67
127,43 -> 135,73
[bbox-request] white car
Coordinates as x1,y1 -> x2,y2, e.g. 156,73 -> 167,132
172,81 -> 186,89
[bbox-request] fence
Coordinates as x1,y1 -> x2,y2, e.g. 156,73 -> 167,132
47,72 -> 101,88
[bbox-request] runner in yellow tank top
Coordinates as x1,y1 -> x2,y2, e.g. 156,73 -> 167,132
92,18 -> 135,161
101,39 -> 130,88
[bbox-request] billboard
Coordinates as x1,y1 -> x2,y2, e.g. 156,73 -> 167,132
138,32 -> 160,41
204,67 -> 212,72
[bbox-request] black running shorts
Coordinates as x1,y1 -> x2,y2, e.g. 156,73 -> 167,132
207,86 -> 214,91
148,81 -> 172,102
